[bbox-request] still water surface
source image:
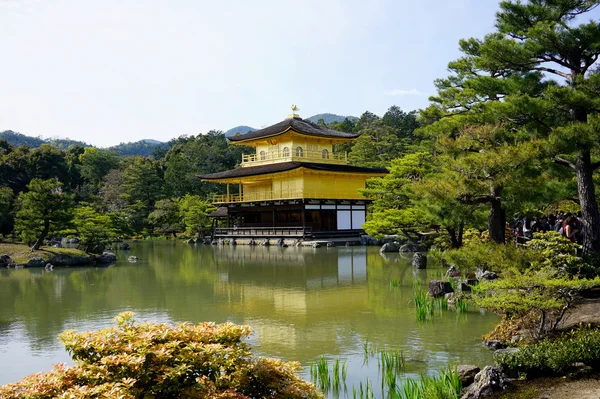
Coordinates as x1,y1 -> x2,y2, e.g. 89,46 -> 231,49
0,241 -> 498,392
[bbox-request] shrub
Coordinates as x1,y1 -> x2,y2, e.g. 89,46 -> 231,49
0,312 -> 323,399
496,327 -> 600,376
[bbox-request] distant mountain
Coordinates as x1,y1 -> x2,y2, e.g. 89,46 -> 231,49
0,130 -> 167,157
306,113 -> 358,124
224,125 -> 256,137
108,140 -> 168,157
0,130 -> 47,148
0,130 -> 90,149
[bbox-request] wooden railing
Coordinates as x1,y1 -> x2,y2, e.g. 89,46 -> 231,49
214,226 -> 311,237
212,189 -> 367,203
241,150 -> 347,167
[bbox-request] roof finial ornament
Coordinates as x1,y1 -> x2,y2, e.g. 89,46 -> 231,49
288,104 -> 300,119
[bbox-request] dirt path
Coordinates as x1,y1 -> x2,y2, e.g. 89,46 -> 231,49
536,378 -> 600,399
491,374 -> 600,399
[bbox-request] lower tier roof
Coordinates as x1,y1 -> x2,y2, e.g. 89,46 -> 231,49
198,162 -> 388,180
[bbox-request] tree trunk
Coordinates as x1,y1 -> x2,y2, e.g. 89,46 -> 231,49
32,219 -> 50,251
575,150 -> 600,254
488,185 -> 506,244
446,222 -> 464,249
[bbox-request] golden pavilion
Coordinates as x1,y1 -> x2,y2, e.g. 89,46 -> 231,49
199,107 -> 388,239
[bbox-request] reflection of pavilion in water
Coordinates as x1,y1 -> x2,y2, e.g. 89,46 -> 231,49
211,246 -> 371,358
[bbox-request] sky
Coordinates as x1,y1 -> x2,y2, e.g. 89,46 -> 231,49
0,0 -> 542,147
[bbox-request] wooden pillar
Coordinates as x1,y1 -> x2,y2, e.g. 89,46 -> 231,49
227,184 -> 230,202
239,183 -> 242,201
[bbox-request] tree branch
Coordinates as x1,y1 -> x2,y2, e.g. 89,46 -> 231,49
531,66 -> 571,79
552,156 -> 576,169
457,194 -> 495,205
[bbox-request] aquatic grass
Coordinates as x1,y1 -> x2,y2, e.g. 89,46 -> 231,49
309,356 -> 330,391
455,296 -> 469,313
390,278 -> 401,288
396,368 -> 462,399
378,349 -> 405,392
309,356 -> 348,395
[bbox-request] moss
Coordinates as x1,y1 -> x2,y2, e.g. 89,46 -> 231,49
0,243 -> 90,265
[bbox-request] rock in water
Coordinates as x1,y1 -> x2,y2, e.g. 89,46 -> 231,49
120,243 -> 131,250
457,365 -> 480,387
399,243 -> 424,252
428,280 -> 453,298
26,257 -> 46,268
379,241 -> 400,253
412,252 -> 427,269
98,252 -> 117,263
460,366 -> 509,399
0,254 -> 12,266
128,256 -> 138,262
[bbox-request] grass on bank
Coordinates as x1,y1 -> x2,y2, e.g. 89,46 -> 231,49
0,242 -> 90,265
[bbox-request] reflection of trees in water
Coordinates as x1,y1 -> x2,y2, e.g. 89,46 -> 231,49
0,242 -> 499,369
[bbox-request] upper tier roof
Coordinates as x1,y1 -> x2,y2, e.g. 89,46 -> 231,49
199,162 -> 388,180
227,117 -> 360,143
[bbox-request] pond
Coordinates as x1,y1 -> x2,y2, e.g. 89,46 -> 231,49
0,240 -> 499,395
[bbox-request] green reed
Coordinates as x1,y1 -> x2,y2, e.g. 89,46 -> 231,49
455,296 -> 469,313
309,356 -> 347,395
396,368 -> 462,399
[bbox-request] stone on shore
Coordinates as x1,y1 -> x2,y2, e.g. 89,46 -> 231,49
26,257 -> 46,268
457,365 -> 480,387
461,366 -> 509,399
428,280 -> 453,298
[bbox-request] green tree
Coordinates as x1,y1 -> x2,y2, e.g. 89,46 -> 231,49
121,156 -> 165,212
0,186 -> 14,236
348,120 -> 400,168
178,194 -> 216,238
73,205 -> 117,253
382,105 -> 419,140
163,131 -> 245,197
148,198 -> 183,237
78,147 -> 120,188
15,178 -> 74,250
422,0 -> 600,253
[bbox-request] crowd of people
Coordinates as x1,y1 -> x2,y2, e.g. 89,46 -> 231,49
511,213 -> 584,244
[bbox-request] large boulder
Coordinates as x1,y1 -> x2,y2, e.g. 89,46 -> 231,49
412,252 -> 427,269
457,365 -> 480,387
399,243 -> 424,252
50,254 -> 91,266
379,242 -> 400,253
0,254 -> 12,266
97,252 -> 117,264
460,366 -> 509,399
26,257 -> 46,268
428,280 -> 453,298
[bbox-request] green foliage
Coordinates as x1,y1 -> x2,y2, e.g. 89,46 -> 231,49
398,368 -> 462,399
178,194 -> 216,237
78,147 -> 120,188
420,0 -> 600,252
15,178 -> 74,249
473,271 -> 600,318
526,231 -> 581,272
72,206 -> 117,253
121,156 -> 165,212
148,198 -> 183,237
496,327 -> 600,376
163,131 -> 246,197
0,312 -> 323,399
0,186 -> 14,235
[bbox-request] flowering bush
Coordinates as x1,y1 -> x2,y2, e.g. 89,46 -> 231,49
0,312 -> 323,399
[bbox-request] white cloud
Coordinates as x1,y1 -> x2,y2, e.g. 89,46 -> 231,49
384,89 -> 426,97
